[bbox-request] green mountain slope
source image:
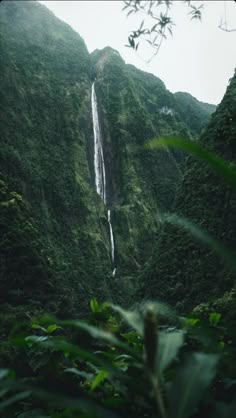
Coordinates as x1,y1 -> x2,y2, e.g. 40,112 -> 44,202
174,92 -> 216,138
91,48 -> 216,276
0,0 -> 113,314
91,47 -> 181,277
127,66 -> 216,140
144,72 -> 236,312
0,1 -> 216,313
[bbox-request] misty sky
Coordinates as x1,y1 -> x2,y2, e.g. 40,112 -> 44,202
39,1 -> 236,105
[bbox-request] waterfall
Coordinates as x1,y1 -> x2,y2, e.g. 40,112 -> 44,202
108,209 -> 115,263
91,82 -> 116,275
91,82 -> 106,203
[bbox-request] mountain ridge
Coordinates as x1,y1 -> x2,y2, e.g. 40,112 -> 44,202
0,0 -> 217,314
144,69 -> 236,313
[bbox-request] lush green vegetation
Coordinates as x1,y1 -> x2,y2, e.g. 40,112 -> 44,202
1,1 -> 235,416
0,179 -> 53,307
0,0 -> 215,312
143,70 -> 236,312
91,47 -> 215,280
0,0 -> 113,315
0,298 -> 235,418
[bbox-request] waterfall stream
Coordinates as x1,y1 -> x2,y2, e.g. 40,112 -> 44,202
91,82 -> 106,203
91,82 -> 116,275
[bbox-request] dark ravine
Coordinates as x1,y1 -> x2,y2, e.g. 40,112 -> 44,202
0,0 -> 217,315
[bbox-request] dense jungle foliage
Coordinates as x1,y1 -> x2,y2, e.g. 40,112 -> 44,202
0,0 -> 216,314
0,1 -> 235,417
143,70 -> 236,313
0,299 -> 236,418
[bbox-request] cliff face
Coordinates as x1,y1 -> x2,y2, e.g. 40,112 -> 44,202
174,92 -> 216,138
144,72 -> 236,312
91,48 -> 181,278
0,1 -> 216,313
0,1 -> 113,315
90,48 -> 216,277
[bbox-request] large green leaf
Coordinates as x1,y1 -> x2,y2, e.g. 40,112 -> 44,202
46,324 -> 61,334
60,319 -> 141,360
142,301 -> 175,320
64,367 -> 94,381
209,312 -> 221,327
146,137 -> 236,188
0,380 -> 120,418
0,369 -> 11,380
22,335 -> 135,383
167,353 -> 218,418
161,213 -> 236,273
23,335 -> 116,372
90,297 -> 100,313
90,369 -> 108,391
157,330 -> 185,375
0,391 -> 31,410
110,305 -> 144,336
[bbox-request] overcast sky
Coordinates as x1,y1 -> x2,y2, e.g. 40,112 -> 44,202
39,1 -> 236,105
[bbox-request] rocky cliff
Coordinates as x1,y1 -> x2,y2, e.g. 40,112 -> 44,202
0,0 -> 216,314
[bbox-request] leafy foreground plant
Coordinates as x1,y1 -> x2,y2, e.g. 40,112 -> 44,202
0,299 -> 235,418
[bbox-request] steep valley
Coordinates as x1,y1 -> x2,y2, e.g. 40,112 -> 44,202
0,0 -> 223,318
2,2 -> 236,416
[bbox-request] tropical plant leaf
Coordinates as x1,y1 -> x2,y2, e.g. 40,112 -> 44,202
23,336 -> 107,366
142,301 -> 175,320
110,305 -> 144,336
64,367 -> 94,381
157,329 -> 185,375
0,369 -> 11,380
25,336 -> 49,346
31,324 -> 47,332
0,391 -> 31,410
146,137 -> 236,189
90,369 -> 108,391
209,312 -> 221,327
0,380 -> 120,418
167,353 -> 218,418
90,297 -> 100,313
183,318 -> 200,328
46,324 -> 61,334
161,213 -> 236,273
60,319 -> 140,359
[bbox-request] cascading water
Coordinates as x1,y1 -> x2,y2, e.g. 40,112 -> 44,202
91,82 -> 106,203
91,82 -> 116,275
108,209 -> 116,276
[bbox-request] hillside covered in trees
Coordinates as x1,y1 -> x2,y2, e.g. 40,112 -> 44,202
0,1 -> 235,417
143,72 -> 236,314
0,0 -> 216,313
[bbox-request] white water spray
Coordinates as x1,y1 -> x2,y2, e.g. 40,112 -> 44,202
108,209 -> 115,264
91,82 -> 106,203
91,82 -> 116,274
